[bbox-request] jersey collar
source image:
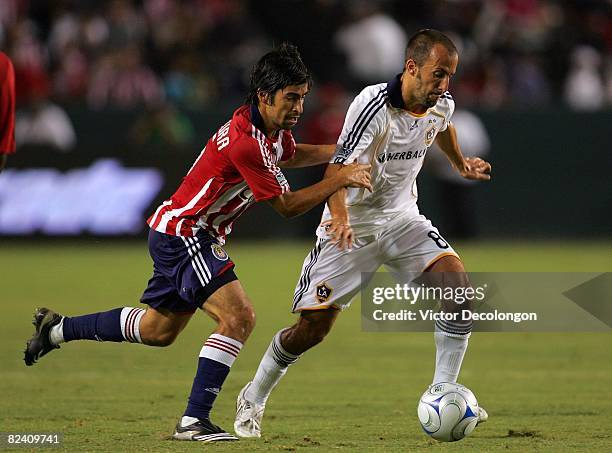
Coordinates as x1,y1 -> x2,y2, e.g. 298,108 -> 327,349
249,103 -> 267,137
387,74 -> 405,109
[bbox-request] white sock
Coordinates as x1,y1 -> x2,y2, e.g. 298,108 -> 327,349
49,317 -> 65,346
245,330 -> 300,406
432,330 -> 469,384
180,416 -> 199,427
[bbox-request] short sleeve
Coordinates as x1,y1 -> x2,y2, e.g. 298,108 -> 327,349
279,130 -> 296,162
332,87 -> 386,165
438,91 -> 455,132
229,138 -> 290,202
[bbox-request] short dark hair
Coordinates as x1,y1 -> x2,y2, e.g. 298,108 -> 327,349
246,42 -> 312,105
405,29 -> 458,66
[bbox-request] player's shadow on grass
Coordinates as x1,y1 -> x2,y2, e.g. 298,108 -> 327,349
476,430 -> 543,439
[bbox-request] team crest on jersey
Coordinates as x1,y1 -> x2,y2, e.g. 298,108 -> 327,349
211,244 -> 229,261
316,283 -> 333,303
425,125 -> 437,146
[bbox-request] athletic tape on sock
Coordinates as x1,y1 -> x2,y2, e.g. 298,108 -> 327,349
120,307 -> 146,343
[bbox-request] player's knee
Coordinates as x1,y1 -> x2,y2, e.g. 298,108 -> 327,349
428,255 -> 465,273
297,310 -> 336,349
222,303 -> 256,339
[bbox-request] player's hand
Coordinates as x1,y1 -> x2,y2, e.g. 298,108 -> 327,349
459,157 -> 491,181
337,163 -> 373,191
321,218 -> 354,250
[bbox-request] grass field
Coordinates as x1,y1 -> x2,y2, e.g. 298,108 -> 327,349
1,240 -> 612,452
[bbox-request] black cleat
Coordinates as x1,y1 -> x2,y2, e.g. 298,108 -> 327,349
172,418 -> 238,442
24,307 -> 62,366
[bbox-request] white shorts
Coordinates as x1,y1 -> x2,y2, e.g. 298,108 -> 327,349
291,215 -> 459,312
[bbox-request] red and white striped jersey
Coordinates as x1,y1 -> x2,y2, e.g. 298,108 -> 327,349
147,105 -> 296,243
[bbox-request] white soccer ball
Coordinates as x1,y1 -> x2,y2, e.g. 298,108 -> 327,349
417,382 -> 479,442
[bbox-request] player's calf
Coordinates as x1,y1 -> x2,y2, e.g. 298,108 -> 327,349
235,309 -> 339,437
281,308 -> 339,355
177,280 -> 252,439
138,308 -> 193,346
425,255 -> 473,385
25,306 -> 151,365
23,306 -> 192,368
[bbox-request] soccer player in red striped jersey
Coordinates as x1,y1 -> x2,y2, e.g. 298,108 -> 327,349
24,43 -> 371,442
0,52 -> 16,171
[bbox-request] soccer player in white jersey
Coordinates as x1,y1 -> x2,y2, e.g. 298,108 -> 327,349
235,29 -> 492,438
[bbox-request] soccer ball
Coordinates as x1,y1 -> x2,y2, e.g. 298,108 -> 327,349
417,382 -> 479,442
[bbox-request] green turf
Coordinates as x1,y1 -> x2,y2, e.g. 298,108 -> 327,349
1,240 -> 611,452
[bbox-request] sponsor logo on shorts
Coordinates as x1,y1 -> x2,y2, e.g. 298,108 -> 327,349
211,244 -> 229,261
316,283 -> 333,303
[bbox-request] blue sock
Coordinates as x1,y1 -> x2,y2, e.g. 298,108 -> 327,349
184,334 -> 243,420
62,307 -> 146,343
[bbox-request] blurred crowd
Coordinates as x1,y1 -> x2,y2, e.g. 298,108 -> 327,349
1,0 -> 611,111
0,0 -> 263,110
0,0 -> 611,150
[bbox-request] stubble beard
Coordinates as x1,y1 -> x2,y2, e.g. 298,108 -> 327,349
413,75 -> 435,108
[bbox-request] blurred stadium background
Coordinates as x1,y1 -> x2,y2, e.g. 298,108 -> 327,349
1,1 -> 611,451
0,0 -> 610,239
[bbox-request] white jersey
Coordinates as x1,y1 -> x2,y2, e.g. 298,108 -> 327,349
318,75 -> 455,238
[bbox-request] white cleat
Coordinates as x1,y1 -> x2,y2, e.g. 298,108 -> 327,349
234,382 -> 265,438
477,406 -> 489,424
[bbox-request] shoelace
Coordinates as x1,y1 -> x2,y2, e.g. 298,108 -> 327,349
238,402 -> 263,424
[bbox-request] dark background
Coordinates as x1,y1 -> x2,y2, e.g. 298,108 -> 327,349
1,0 -> 610,239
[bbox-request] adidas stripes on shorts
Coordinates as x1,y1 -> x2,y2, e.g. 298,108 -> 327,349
291,215 -> 459,312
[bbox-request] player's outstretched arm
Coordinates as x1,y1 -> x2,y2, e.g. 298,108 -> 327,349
279,144 -> 335,168
268,163 -> 371,218
320,164 -> 354,250
435,122 -> 491,181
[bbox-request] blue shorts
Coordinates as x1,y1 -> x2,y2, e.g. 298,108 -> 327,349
140,229 -> 237,313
